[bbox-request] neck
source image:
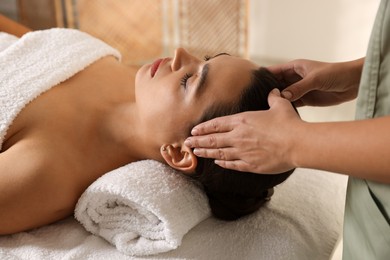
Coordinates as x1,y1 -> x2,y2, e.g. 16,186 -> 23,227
100,103 -> 165,165
91,59 -> 162,167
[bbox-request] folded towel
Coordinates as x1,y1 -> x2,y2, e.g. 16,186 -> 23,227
74,160 -> 211,256
0,29 -> 120,150
0,32 -> 18,52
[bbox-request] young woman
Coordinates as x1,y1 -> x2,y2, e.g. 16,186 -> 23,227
0,15 -> 294,234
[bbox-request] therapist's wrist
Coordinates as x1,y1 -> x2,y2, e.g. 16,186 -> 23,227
344,58 -> 364,92
288,120 -> 313,169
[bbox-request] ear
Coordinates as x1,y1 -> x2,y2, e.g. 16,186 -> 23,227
160,143 -> 197,174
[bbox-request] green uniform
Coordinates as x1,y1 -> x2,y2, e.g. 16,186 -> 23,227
343,0 -> 390,259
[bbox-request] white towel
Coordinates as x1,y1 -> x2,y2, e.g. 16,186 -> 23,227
74,160 -> 211,256
0,32 -> 18,52
0,28 -> 120,150
0,168 -> 347,260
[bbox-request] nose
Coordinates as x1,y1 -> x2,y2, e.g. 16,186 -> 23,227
171,47 -> 194,71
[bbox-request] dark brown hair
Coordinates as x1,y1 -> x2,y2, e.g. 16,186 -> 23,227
189,67 -> 297,220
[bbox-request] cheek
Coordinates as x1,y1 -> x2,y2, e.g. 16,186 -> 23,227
143,109 -> 189,144
139,89 -> 178,126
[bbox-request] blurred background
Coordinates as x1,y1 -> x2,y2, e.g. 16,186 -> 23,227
0,0 -> 381,122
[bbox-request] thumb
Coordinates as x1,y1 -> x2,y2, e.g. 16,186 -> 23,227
281,79 -> 312,102
268,88 -> 282,107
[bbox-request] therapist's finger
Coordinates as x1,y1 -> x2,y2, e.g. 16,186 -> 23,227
191,115 -> 237,136
267,63 -> 303,88
214,159 -> 251,172
193,147 -> 237,161
185,133 -> 232,149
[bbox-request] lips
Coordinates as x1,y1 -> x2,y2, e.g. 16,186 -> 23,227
150,58 -> 163,78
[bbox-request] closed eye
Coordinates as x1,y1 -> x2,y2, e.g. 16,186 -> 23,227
180,73 -> 192,89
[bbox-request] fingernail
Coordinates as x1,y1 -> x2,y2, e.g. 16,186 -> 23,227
191,128 -> 199,135
281,90 -> 292,100
271,88 -> 280,95
193,148 -> 200,156
184,138 -> 192,147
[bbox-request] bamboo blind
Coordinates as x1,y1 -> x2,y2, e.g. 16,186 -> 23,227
63,0 -> 248,66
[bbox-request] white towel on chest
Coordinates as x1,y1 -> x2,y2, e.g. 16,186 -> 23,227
0,32 -> 18,52
0,28 -> 120,150
74,160 -> 211,256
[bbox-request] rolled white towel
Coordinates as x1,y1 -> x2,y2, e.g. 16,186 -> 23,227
74,160 -> 211,256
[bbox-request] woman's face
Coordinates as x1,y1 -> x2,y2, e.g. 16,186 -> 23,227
135,48 -> 257,146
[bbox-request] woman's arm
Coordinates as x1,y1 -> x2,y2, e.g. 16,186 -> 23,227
292,116 -> 390,183
0,13 -> 31,37
0,142 -> 74,235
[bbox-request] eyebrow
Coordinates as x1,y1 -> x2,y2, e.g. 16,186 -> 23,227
195,53 -> 230,98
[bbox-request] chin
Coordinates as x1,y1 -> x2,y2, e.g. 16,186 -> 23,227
134,65 -> 150,88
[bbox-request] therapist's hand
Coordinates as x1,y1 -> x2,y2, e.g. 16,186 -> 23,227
185,89 -> 302,174
267,58 -> 363,107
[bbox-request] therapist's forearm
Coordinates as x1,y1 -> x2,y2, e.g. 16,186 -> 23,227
0,14 -> 31,37
293,116 -> 390,183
